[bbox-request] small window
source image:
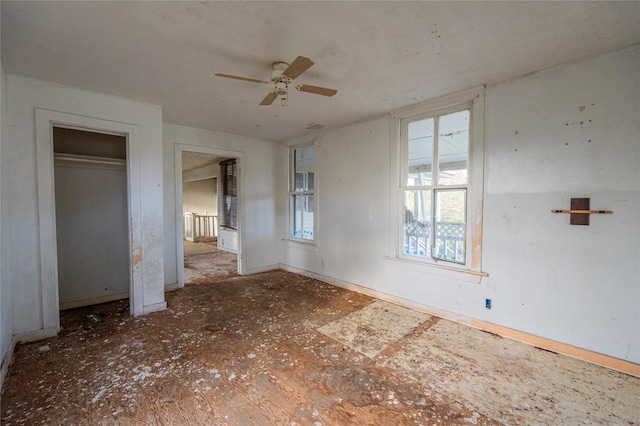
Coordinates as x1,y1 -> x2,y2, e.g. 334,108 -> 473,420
290,144 -> 315,241
396,87 -> 484,272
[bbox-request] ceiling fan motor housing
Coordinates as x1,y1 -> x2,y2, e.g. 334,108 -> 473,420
271,61 -> 290,82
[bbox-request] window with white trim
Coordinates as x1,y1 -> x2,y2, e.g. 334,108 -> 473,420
396,87 -> 484,272
290,143 -> 315,241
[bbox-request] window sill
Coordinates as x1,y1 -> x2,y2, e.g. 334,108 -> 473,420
282,238 -> 319,252
384,256 -> 488,284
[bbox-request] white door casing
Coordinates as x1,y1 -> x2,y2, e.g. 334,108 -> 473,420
36,108 -> 145,335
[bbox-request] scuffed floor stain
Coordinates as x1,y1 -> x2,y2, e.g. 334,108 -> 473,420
318,300 -> 430,358
2,270 -> 638,425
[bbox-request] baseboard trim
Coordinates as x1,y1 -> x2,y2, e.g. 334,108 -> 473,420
142,302 -> 167,315
243,264 -> 281,276
281,265 -> 640,378
59,291 -> 130,310
0,336 -> 18,396
14,326 -> 60,344
466,319 -> 640,378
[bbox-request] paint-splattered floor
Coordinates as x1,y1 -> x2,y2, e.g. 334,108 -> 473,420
2,270 -> 638,425
183,240 -> 237,285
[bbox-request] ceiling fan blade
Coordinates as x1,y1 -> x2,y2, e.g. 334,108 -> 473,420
215,73 -> 268,84
260,91 -> 277,106
296,84 -> 337,97
283,56 -> 314,80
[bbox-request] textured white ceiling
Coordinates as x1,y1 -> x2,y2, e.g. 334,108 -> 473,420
182,151 -> 224,173
2,1 -> 640,142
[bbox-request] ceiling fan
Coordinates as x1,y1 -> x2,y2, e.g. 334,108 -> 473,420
215,56 -> 337,107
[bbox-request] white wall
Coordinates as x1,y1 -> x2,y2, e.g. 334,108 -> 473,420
163,123 -> 281,286
0,3 -> 14,386
183,178 -> 217,215
218,228 -> 238,253
482,45 -> 639,361
281,45 -> 640,363
54,159 -> 130,309
3,75 -> 165,336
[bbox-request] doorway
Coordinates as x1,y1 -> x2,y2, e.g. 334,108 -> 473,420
53,127 -> 130,310
177,147 -> 242,287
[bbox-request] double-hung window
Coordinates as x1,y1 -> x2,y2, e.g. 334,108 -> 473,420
290,143 -> 315,241
396,87 -> 485,273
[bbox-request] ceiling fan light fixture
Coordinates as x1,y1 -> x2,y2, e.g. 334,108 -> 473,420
276,81 -> 288,107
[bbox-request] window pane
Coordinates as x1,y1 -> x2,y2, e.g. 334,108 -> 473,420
407,118 -> 433,186
403,190 -> 431,257
307,171 -> 314,192
294,172 -> 305,191
304,145 -> 314,191
438,110 -> 469,186
434,189 -> 466,263
292,195 -> 303,238
292,194 -> 314,240
293,150 -> 304,191
293,145 -> 314,191
302,194 -> 314,240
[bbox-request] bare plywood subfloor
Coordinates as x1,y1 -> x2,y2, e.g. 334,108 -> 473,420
2,270 -> 639,425
318,300 -> 430,358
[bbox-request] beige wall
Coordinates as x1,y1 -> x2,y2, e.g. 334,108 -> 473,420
183,178 -> 217,216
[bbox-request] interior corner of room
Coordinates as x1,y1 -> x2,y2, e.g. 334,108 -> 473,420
0,2 -> 638,423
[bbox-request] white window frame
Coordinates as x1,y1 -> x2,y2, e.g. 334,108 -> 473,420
389,86 -> 486,278
289,142 -> 316,243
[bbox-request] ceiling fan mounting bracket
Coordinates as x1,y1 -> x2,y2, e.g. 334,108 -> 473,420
271,61 -> 291,83
272,61 -> 289,69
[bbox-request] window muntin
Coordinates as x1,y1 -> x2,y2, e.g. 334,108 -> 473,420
290,144 -> 315,241
402,109 -> 470,264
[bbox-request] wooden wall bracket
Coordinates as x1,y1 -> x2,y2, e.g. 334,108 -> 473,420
550,198 -> 612,225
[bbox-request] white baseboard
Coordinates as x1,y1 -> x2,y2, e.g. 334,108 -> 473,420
2,325 -> 62,394
142,302 -> 167,314
0,336 -> 18,396
14,326 -> 59,344
243,264 -> 281,276
59,291 -> 129,310
280,265 -> 640,378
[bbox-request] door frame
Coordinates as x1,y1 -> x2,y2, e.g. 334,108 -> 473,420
174,144 -> 244,288
36,109 -> 144,334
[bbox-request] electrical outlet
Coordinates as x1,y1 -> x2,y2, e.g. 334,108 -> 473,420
485,299 -> 492,309
320,259 -> 325,269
